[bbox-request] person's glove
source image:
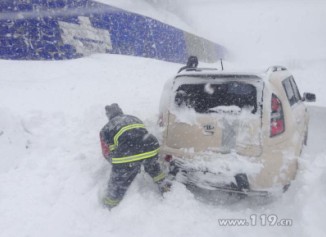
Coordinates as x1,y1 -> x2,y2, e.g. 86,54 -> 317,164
157,179 -> 172,194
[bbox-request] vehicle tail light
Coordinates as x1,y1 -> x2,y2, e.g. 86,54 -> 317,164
270,94 -> 285,137
164,154 -> 172,162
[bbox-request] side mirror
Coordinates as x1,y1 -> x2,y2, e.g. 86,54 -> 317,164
303,92 -> 316,102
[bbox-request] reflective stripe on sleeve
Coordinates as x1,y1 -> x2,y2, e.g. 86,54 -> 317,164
109,144 -> 116,151
153,172 -> 166,183
111,148 -> 160,164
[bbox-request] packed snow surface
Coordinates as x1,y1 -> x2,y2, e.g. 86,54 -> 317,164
1,0 -> 326,237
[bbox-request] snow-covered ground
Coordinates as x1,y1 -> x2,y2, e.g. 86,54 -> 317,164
1,1 -> 326,237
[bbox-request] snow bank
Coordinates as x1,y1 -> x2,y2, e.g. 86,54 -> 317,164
1,0 -> 326,237
1,54 -> 325,237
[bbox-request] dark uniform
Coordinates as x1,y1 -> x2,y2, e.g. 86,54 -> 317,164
100,103 -> 169,209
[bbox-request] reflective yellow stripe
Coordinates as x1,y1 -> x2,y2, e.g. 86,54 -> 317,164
109,144 -> 116,151
113,124 -> 145,147
153,172 -> 165,183
103,197 -> 120,206
112,148 -> 160,164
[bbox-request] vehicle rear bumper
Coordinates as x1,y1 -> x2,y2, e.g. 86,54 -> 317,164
161,145 -> 262,159
160,145 -> 292,192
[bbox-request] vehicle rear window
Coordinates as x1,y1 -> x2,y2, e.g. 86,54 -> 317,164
174,82 -> 258,113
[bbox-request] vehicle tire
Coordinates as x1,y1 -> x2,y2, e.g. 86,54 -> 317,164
234,173 -> 250,191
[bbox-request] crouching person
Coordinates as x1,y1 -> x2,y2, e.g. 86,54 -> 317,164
100,103 -> 171,210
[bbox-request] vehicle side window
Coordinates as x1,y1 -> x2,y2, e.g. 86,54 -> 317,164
282,77 -> 301,106
289,77 -> 302,101
283,78 -> 296,106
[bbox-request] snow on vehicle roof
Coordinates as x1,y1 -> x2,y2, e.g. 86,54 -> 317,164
175,68 -> 263,81
176,66 -> 293,83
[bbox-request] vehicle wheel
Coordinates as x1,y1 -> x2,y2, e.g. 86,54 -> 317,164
235,173 -> 250,191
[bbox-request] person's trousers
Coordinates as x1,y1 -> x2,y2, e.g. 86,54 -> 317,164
105,155 -> 165,208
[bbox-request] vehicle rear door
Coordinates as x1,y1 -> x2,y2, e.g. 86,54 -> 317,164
165,75 -> 264,156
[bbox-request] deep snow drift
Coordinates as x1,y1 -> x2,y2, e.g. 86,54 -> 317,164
1,1 -> 326,237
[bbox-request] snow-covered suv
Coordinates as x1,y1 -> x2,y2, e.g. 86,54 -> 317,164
158,57 -> 316,196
